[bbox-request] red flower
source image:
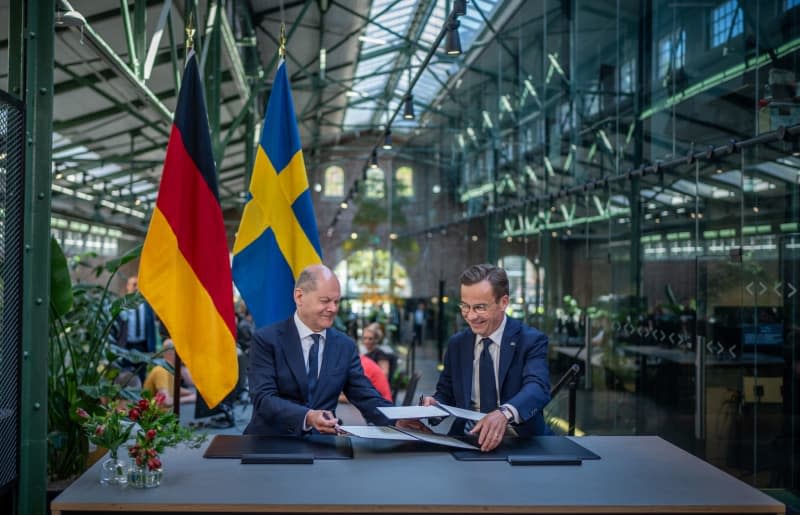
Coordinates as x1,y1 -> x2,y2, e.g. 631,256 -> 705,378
95,424 -> 105,436
137,399 -> 150,411
128,445 -> 139,457
128,408 -> 140,421
147,457 -> 162,471
146,429 -> 157,440
147,448 -> 157,457
76,408 -> 90,419
154,392 -> 167,406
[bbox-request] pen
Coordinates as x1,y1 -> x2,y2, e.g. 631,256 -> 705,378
323,411 -> 344,434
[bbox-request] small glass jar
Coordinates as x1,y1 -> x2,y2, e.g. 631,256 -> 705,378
99,451 -> 127,486
127,461 -> 163,488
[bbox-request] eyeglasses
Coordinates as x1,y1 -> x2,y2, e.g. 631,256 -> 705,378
457,301 -> 497,315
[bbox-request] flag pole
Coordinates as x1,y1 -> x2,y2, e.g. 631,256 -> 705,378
172,16 -> 195,417
279,23 -> 285,59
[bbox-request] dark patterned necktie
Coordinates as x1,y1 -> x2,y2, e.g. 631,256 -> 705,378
307,334 -> 320,404
479,338 -> 497,413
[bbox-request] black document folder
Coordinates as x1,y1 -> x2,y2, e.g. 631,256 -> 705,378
203,434 -> 353,460
451,435 -> 600,462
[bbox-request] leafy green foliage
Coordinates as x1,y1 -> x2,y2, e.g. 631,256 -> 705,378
47,241 -> 144,480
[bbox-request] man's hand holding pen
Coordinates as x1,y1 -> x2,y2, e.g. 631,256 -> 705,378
420,395 -> 437,407
307,409 -> 342,434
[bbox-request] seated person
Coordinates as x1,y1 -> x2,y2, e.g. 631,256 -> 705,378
362,322 -> 397,382
340,355 -> 393,403
143,339 -> 196,407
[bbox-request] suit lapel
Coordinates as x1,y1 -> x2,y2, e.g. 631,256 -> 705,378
318,330 -> 337,384
281,319 -> 309,400
497,318 -> 520,393
458,332 -> 474,408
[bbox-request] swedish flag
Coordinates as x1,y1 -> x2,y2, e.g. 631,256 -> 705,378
232,61 -> 322,328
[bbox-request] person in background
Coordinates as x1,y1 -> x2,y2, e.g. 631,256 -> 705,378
340,355 -> 393,403
413,301 -> 426,346
362,322 -> 396,382
235,302 -> 255,402
142,339 -> 196,407
423,264 -> 551,452
117,275 -> 158,381
244,264 -> 424,436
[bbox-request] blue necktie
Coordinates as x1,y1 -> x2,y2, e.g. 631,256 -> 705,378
479,338 -> 497,413
307,334 -> 320,404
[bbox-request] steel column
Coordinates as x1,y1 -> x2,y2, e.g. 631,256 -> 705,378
19,1 -> 55,513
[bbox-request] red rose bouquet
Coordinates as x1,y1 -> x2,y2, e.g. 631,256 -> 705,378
127,390 -> 205,478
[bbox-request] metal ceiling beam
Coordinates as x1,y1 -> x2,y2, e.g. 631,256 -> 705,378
60,0 -> 173,124
369,0 -> 438,127
53,63 -> 171,138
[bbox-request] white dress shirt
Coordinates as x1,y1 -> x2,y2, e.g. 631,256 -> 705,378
294,312 -> 325,375
470,315 -> 520,423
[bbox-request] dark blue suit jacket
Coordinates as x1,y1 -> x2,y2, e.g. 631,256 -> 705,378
434,317 -> 551,437
244,317 -> 392,436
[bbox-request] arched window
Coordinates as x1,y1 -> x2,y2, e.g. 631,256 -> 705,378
366,167 -> 385,199
395,166 -> 414,198
333,250 -> 412,298
323,166 -> 344,198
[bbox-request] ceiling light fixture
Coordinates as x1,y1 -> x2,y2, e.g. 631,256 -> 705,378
382,130 -> 393,150
403,95 -> 415,120
445,19 -> 462,55
370,149 -> 379,168
55,9 -> 86,28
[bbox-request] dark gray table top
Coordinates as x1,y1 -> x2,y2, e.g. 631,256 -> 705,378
51,435 -> 784,514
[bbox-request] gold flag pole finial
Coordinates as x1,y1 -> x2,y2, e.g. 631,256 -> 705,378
279,22 -> 286,58
185,12 -> 196,51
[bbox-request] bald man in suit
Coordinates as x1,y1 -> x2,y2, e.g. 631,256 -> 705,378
245,264 -> 422,436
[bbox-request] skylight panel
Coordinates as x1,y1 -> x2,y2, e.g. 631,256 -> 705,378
343,0 -> 505,131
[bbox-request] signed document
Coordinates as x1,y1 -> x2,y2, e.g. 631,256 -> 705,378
339,425 -> 478,450
378,404 -> 485,422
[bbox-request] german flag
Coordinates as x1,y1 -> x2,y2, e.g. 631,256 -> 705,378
139,50 -> 237,408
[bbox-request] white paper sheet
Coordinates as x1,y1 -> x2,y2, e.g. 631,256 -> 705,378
339,425 -> 417,441
377,405 -> 449,420
439,403 -> 486,422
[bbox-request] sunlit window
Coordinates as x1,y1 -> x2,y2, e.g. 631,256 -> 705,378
786,0 -> 800,10
657,29 -> 686,79
498,255 -> 545,308
323,166 -> 344,198
620,59 -> 635,94
366,167 -> 385,199
711,0 -> 743,47
395,166 -> 414,198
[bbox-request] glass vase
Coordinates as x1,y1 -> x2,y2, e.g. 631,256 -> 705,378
127,462 -> 163,489
99,451 -> 127,486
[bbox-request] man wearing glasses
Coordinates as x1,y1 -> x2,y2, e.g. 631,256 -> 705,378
423,264 -> 550,451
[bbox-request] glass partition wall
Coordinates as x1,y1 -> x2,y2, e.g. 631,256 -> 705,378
397,0 -> 799,494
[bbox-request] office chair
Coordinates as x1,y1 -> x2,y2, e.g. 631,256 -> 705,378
401,371 -> 422,406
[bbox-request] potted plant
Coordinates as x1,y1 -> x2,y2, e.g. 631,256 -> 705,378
48,237 -> 144,483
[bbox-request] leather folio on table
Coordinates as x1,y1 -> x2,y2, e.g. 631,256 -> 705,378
203,434 -> 599,465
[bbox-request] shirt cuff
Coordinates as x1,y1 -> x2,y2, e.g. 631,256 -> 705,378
303,410 -> 312,432
501,403 -> 520,424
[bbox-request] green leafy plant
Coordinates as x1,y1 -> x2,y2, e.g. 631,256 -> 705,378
127,390 -> 205,471
75,402 -> 134,461
48,237 -> 143,480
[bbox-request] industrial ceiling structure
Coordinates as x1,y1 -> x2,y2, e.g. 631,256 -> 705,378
0,0 -> 505,236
